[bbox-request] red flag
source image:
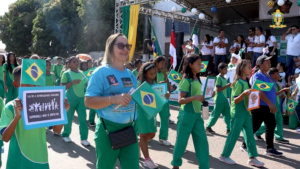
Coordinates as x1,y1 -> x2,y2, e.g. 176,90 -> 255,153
169,21 -> 177,69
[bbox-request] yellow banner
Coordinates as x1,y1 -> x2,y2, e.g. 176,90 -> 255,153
127,4 -> 140,62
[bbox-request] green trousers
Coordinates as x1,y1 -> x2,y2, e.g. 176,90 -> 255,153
206,102 -> 231,130
62,98 -> 88,140
95,118 -> 139,169
0,80 -> 4,99
256,102 -> 283,140
221,115 -> 258,158
5,85 -> 18,104
172,111 -> 209,169
88,109 -> 97,123
158,103 -> 170,140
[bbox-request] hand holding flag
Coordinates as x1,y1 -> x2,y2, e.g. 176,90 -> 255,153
168,70 -> 181,83
21,59 -> 46,86
285,99 -> 298,112
252,79 -> 274,92
200,61 -> 209,72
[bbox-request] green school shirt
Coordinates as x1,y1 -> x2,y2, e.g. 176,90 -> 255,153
50,64 -> 54,72
0,65 -> 3,81
214,74 -> 228,103
2,63 -> 15,85
231,79 -> 250,118
178,78 -> 202,113
61,69 -> 86,100
0,100 -> 49,169
54,64 -> 63,79
45,73 -> 56,86
275,83 -> 280,104
157,71 -> 165,83
132,69 -> 139,78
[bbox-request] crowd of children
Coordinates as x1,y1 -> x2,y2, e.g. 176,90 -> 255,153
0,32 -> 299,169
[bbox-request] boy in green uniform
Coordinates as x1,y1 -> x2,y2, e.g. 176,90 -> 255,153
255,68 -> 290,144
3,53 -> 19,104
53,57 -> 63,86
0,66 -> 70,169
61,57 -> 90,146
206,63 -> 231,134
132,59 -> 142,78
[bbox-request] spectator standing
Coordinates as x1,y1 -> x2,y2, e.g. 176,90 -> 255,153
264,29 -> 278,67
250,27 -> 265,68
213,30 -> 228,75
245,27 -> 255,62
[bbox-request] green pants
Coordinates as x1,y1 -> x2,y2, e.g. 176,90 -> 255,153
62,98 -> 88,140
0,80 -> 4,99
172,111 -> 209,168
158,103 -> 170,140
95,118 -> 139,169
221,115 -> 258,158
5,85 -> 18,104
206,102 -> 231,130
88,109 -> 97,123
256,103 -> 283,140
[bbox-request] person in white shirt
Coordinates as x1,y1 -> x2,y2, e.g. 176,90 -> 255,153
213,30 -> 228,74
201,34 -> 213,75
182,38 -> 195,55
248,26 -> 265,68
264,29 -> 278,67
229,35 -> 246,58
245,27 -> 255,62
281,25 -> 300,76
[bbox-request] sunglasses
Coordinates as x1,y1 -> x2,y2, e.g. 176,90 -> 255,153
114,43 -> 132,50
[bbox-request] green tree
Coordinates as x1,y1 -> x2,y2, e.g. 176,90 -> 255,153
32,0 -> 81,57
0,0 -> 41,56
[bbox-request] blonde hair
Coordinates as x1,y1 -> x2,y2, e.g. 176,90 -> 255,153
102,33 -> 127,65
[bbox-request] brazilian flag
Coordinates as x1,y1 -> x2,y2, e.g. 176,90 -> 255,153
84,67 -> 96,80
285,99 -> 298,112
131,82 -> 164,119
21,59 -> 46,86
200,61 -> 209,72
253,79 -> 274,92
168,70 -> 181,83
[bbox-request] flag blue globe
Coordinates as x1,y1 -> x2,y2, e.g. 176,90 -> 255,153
260,84 -> 266,89
31,65 -> 38,78
143,94 -> 154,105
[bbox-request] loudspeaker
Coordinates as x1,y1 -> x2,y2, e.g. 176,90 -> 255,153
143,39 -> 152,54
175,32 -> 184,59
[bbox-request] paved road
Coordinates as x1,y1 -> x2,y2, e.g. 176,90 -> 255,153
2,105 -> 300,169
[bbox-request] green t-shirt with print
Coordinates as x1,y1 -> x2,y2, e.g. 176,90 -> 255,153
46,73 -> 56,86
157,71 -> 165,83
0,65 -> 3,81
231,79 -> 250,118
132,69 -> 139,78
54,64 -> 63,79
214,74 -> 228,103
61,70 -> 86,100
2,63 -> 15,85
178,78 -> 202,113
0,100 -> 49,169
275,82 -> 280,104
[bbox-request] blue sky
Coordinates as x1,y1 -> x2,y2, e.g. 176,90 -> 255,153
0,0 -> 18,49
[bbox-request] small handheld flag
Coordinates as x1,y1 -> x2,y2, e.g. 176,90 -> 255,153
21,59 -> 46,86
131,82 -> 164,119
168,70 -> 181,83
84,67 -> 96,80
200,61 -> 209,72
252,79 -> 274,92
285,99 -> 298,112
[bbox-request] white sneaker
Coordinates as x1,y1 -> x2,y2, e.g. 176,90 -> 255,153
219,156 -> 236,165
247,158 -> 264,167
144,158 -> 158,169
158,139 -> 171,146
81,140 -> 90,146
63,137 -> 72,143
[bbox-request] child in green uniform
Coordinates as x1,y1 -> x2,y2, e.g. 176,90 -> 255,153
60,59 -> 69,85
172,54 -> 209,169
61,56 -> 90,146
0,55 -> 5,99
3,53 -> 18,104
53,57 -> 63,86
0,66 -> 70,169
255,68 -> 290,144
132,59 -> 142,78
0,97 -> 4,168
153,56 -> 172,146
219,60 -> 264,167
206,62 -> 231,134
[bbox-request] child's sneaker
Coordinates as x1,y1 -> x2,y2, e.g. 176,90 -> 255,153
144,158 -> 158,169
81,140 -> 90,146
240,144 -> 248,152
63,137 -> 72,143
247,158 -> 264,167
169,119 -> 175,124
265,148 -> 283,156
219,156 -> 236,165
158,139 -> 171,146
275,138 -> 289,144
254,135 -> 264,141
205,127 -> 215,134
226,130 -> 230,135
89,122 -> 96,127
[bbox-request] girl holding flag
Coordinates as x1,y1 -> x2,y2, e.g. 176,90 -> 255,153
172,54 -> 209,169
61,56 -> 90,146
154,56 -> 172,146
3,52 -> 18,104
219,60 -> 264,167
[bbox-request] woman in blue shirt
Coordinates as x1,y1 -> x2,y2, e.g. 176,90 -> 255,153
85,33 -> 138,169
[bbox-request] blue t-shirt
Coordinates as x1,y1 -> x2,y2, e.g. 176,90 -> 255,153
85,64 -> 137,124
250,71 -> 276,106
